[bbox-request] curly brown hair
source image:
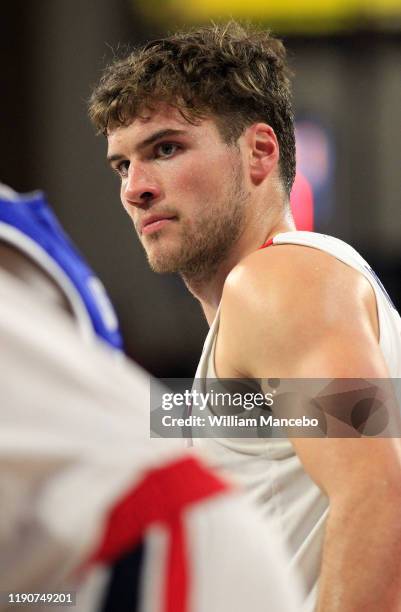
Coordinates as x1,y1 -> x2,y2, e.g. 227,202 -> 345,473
89,21 -> 296,194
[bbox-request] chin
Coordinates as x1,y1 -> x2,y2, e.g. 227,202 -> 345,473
148,258 -> 180,274
146,245 -> 182,274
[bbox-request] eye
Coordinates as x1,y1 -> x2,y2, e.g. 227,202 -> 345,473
154,142 -> 180,159
113,160 -> 129,178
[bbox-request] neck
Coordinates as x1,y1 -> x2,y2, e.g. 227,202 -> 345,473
183,208 -> 295,325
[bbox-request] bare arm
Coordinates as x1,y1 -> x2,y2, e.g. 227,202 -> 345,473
215,245 -> 401,612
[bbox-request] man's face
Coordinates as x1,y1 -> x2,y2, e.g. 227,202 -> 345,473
107,105 -> 249,283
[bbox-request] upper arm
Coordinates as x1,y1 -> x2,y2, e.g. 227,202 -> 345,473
215,245 -> 401,497
216,244 -> 385,380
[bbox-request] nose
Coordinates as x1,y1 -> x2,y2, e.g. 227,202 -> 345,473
122,163 -> 162,208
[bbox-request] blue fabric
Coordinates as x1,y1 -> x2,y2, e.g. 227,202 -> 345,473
0,190 -> 123,351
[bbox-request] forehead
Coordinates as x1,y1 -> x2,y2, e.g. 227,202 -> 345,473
106,104 -> 221,152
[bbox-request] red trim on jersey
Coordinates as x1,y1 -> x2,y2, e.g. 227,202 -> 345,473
88,456 -> 229,612
90,456 -> 228,562
259,237 -> 275,249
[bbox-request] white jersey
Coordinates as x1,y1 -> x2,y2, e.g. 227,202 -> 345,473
0,184 -> 122,349
0,268 -> 300,612
193,231 -> 401,611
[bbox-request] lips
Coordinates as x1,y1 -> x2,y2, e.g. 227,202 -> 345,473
140,213 -> 176,235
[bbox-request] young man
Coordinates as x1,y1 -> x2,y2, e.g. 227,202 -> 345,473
89,22 -> 401,611
0,183 -> 299,612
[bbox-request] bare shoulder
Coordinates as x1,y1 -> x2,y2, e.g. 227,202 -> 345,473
222,243 -> 376,327
216,244 -> 383,378
225,243 -> 372,301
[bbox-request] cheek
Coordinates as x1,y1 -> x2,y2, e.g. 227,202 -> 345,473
119,185 -> 134,220
176,161 -> 221,200
120,183 -> 127,208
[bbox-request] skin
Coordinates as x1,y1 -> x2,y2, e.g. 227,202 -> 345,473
107,105 -> 291,321
107,104 -> 401,611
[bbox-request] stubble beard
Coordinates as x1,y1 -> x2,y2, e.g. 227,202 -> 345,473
143,160 -> 249,285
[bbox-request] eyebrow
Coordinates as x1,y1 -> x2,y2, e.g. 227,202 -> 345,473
107,128 -> 187,164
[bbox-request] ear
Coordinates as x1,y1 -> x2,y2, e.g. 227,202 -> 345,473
245,123 -> 279,185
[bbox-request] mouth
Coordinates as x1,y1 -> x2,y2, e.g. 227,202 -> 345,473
140,214 -> 177,236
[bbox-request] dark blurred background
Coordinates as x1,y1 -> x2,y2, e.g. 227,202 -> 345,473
1,0 -> 400,377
